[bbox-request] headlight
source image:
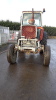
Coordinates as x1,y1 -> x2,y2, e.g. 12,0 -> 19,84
23,40 -> 27,44
30,40 -> 35,45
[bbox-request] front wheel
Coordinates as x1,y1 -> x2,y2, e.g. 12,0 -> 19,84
40,50 -> 43,55
7,44 -> 17,64
44,45 -> 51,66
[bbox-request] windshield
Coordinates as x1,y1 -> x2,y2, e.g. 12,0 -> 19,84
23,13 -> 42,26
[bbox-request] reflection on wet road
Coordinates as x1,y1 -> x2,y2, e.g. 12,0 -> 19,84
0,39 -> 56,100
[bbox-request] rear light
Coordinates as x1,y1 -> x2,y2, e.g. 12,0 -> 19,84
22,25 -> 37,39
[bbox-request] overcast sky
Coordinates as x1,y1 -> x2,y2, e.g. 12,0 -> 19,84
0,0 -> 56,27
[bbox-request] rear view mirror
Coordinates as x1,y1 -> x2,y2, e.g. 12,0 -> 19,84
43,8 -> 45,13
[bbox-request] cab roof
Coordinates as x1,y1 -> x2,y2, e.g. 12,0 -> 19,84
22,11 -> 42,14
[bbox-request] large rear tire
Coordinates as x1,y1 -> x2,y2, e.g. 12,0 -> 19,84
44,45 -> 51,66
7,44 -> 17,64
40,31 -> 47,46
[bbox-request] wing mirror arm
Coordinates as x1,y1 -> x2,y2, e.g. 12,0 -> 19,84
42,8 -> 45,13
20,16 -> 23,26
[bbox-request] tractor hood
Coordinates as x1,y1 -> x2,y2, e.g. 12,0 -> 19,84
22,25 -> 37,39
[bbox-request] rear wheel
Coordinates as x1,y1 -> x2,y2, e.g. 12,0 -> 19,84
44,45 -> 51,66
40,31 -> 47,46
40,31 -> 47,55
7,44 -> 17,64
40,50 -> 43,54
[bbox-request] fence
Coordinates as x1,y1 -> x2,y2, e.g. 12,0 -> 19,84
0,26 -> 9,45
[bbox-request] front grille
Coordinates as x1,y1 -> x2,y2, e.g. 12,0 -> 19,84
20,39 -> 36,47
22,26 -> 36,39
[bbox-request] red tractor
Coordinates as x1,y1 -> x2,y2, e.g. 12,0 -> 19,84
7,8 -> 51,66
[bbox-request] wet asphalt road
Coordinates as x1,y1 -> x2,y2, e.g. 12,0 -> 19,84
0,39 -> 56,100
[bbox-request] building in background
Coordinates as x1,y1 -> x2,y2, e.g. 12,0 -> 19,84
0,26 -> 9,45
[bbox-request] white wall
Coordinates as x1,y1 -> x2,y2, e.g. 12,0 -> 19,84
0,33 -> 1,45
0,33 -> 9,45
0,26 -> 9,45
1,33 -> 8,44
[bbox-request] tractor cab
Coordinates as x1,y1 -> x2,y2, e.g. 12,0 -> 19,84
20,9 -> 44,40
22,11 -> 42,26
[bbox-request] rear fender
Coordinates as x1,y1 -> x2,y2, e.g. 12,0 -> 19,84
39,29 -> 44,41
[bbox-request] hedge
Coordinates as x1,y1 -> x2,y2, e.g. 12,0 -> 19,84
0,20 -> 56,36
0,20 -> 20,30
43,26 -> 56,36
